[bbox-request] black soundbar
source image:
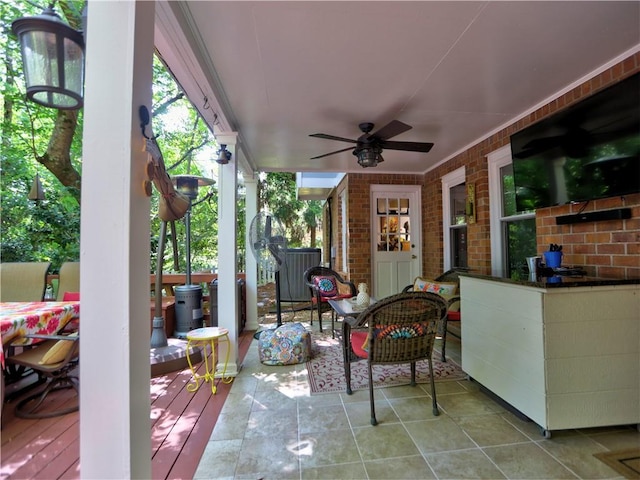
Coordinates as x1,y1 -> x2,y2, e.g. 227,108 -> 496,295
555,207 -> 632,225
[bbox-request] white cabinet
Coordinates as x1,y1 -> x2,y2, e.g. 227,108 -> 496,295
460,276 -> 640,435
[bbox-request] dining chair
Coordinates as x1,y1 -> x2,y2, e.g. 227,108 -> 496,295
303,266 -> 357,333
402,267 -> 470,361
5,332 -> 80,419
342,291 -> 448,425
56,261 -> 80,301
0,262 -> 51,302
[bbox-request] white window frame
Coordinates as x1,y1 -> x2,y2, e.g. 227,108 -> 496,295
487,145 -> 536,276
441,166 -> 466,271
340,190 -> 347,272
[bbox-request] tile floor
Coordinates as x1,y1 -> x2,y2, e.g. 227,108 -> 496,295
195,322 -> 639,479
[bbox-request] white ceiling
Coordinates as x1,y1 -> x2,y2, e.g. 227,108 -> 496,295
156,1 -> 640,176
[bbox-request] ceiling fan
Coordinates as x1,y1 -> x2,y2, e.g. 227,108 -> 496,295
309,120 -> 434,168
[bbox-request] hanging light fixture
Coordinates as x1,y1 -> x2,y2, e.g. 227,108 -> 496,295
215,144 -> 232,164
12,4 -> 85,110
28,172 -> 45,201
355,146 -> 384,168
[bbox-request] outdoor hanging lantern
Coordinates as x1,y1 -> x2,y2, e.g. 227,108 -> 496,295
12,5 -> 85,110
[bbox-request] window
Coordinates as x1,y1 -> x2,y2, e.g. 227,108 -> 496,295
488,146 -> 537,278
442,168 -> 467,270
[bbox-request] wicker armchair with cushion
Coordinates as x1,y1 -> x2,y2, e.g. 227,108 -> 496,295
342,291 -> 448,425
303,266 -> 356,334
402,267 -> 469,361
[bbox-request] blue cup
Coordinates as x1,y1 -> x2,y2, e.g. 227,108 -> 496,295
544,251 -> 563,268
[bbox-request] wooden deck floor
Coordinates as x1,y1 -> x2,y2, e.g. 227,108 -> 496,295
1,330 -> 254,479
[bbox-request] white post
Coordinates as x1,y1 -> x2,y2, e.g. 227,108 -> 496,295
244,174 -> 259,330
80,2 -> 154,478
215,133 -> 240,375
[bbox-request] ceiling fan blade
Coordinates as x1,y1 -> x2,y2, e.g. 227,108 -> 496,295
372,120 -> 412,140
382,140 -> 434,153
310,146 -> 354,159
309,133 -> 358,144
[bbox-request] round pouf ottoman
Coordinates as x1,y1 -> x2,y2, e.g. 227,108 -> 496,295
258,322 -> 312,366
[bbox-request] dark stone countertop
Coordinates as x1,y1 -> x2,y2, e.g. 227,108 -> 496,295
460,272 -> 640,289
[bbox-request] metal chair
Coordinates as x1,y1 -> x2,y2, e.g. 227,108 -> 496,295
342,291 -> 448,425
56,261 -> 80,301
5,333 -> 80,419
303,266 -> 356,333
0,262 -> 51,302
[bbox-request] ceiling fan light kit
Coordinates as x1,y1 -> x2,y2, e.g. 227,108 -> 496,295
355,146 -> 384,168
310,120 -> 433,167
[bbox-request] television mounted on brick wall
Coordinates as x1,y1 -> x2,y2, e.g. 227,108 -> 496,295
510,72 -> 640,211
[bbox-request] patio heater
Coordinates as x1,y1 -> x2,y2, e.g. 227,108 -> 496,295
171,174 -> 214,338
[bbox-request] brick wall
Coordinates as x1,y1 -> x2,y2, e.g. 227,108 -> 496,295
424,53 -> 640,279
536,193 -> 640,278
327,173 -> 423,285
327,53 -> 640,282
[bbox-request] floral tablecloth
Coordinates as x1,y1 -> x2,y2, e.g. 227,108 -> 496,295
0,301 -> 80,368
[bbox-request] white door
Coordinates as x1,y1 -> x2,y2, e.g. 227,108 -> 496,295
371,185 -> 422,299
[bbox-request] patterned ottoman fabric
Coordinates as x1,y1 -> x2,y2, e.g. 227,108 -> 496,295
258,322 -> 312,366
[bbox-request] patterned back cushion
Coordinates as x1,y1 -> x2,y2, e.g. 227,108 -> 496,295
374,323 -> 426,339
412,277 -> 457,296
313,276 -> 338,297
361,322 -> 428,353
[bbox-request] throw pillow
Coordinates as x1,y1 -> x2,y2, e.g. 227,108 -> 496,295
412,277 -> 458,296
374,323 -> 426,339
39,333 -> 78,365
313,276 -> 338,297
62,291 -> 80,301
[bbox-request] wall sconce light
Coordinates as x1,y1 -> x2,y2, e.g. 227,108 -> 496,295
355,146 -> 384,168
28,172 -> 45,201
216,144 -> 232,164
12,5 -> 85,110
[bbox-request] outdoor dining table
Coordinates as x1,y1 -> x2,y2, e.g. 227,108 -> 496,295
0,301 -> 80,368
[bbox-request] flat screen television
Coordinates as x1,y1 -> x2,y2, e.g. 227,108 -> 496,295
510,72 -> 640,212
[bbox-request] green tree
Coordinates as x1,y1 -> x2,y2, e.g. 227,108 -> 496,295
1,1 -> 222,273
258,172 -> 323,248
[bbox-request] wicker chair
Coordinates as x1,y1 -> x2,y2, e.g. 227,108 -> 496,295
342,291 -> 448,425
303,266 -> 356,334
402,267 -> 470,361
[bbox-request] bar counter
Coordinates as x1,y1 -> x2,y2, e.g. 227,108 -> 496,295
461,271 -> 640,288
459,273 -> 639,438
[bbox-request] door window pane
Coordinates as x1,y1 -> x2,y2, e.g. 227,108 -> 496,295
376,196 -> 410,251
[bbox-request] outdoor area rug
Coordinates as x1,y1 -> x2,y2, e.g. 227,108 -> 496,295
306,333 -> 466,394
593,448 -> 640,479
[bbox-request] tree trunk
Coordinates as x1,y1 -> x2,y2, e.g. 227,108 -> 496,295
39,110 -> 82,203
